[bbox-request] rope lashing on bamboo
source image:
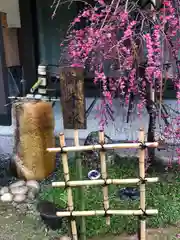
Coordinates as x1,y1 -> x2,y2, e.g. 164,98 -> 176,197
99,141 -> 106,152
138,208 -> 149,220
60,146 -> 66,153
64,179 -> 71,189
69,210 -> 76,221
103,178 -> 109,187
139,141 -> 147,150
103,207 -> 111,217
139,177 -> 147,184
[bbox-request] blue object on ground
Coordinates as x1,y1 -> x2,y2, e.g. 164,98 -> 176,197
88,170 -> 101,180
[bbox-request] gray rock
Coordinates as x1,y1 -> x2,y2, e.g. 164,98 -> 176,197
82,131 -> 114,169
26,180 -> 40,193
1,193 -> 13,202
9,180 -> 26,189
12,201 -> 18,207
27,191 -> 36,200
10,186 -> 28,195
13,194 -> 26,203
59,237 -> 72,240
0,186 -> 9,195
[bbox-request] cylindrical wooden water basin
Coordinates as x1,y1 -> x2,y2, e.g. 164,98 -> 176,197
12,100 -> 56,180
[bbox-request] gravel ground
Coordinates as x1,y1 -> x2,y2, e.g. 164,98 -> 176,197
0,153 -> 66,240
0,201 -> 65,240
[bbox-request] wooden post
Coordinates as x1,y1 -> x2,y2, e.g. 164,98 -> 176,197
138,128 -> 146,240
60,67 -> 86,129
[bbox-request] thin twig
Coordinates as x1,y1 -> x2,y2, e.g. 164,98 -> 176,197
52,0 -> 61,19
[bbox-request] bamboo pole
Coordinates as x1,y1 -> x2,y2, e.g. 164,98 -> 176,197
74,130 -> 86,240
52,177 -> 158,187
138,129 -> 146,240
47,142 -> 158,153
99,131 -> 110,225
9,96 -> 60,101
56,209 -> 158,217
59,134 -> 78,240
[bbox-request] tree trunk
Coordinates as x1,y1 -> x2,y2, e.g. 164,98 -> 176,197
147,108 -> 156,161
137,66 -> 157,165
146,86 -> 156,164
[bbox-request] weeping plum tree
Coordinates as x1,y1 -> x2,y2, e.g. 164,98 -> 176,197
57,0 -> 180,165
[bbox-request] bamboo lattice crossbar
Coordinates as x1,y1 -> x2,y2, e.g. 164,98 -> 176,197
56,209 -> 158,217
47,142 -> 158,153
52,177 -> 158,187
48,129 -> 159,240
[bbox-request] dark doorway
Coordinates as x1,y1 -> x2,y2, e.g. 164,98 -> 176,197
0,13 -> 11,126
18,0 -> 39,93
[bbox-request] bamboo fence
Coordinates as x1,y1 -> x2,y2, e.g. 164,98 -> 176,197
47,128 -> 159,240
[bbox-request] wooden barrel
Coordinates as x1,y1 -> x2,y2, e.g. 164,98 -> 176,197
12,100 -> 56,180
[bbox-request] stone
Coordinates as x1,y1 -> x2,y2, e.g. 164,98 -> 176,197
13,194 -> 26,203
26,180 -> 40,193
12,201 -> 18,207
0,186 -> 9,196
82,131 -> 114,169
9,180 -> 26,189
27,191 -> 36,201
10,186 -> 28,195
59,237 -> 71,240
1,193 -> 13,202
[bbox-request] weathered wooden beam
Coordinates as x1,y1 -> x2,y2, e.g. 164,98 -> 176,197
60,67 -> 86,129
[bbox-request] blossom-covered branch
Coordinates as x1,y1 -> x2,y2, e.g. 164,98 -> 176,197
59,0 -> 180,165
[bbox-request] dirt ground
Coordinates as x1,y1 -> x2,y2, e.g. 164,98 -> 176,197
0,202 -> 179,240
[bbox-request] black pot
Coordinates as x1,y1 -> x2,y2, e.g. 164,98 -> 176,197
37,200 -> 66,230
